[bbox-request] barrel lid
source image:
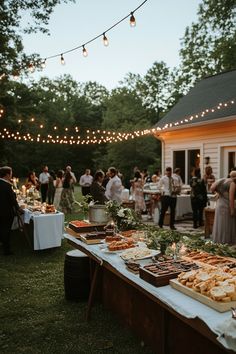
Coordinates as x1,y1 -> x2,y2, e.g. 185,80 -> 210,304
66,250 -> 88,258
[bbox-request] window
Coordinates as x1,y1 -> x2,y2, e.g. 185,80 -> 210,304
173,149 -> 200,184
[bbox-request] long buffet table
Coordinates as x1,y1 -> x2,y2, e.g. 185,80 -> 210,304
65,234 -> 235,354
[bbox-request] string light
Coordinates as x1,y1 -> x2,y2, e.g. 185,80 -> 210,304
1,97 -> 234,145
41,59 -> 46,68
82,45 -> 88,57
103,33 -> 109,46
129,12 -> 136,27
60,54 -> 65,65
28,63 -> 35,73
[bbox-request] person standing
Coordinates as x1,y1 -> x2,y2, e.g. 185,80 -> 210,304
190,167 -> 208,228
211,171 -> 236,245
158,167 -> 178,230
39,165 -> 50,203
105,167 -> 122,204
79,169 -> 93,196
90,170 -> 108,204
132,171 -> 146,215
0,166 -> 20,255
59,171 -> 75,214
53,170 -> 64,209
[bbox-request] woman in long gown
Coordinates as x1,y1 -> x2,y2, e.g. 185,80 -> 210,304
59,171 -> 75,214
132,171 -> 146,215
53,170 -> 64,209
211,171 -> 236,245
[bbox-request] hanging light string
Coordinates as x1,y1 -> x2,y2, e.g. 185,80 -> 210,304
0,0 -> 148,79
44,0 -> 147,62
0,97 -> 235,145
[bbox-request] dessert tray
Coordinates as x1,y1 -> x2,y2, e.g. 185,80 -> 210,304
139,259 -> 199,287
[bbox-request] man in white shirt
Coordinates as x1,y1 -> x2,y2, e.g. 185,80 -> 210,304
39,165 -> 50,203
158,166 -> 178,230
105,167 -> 122,204
79,169 -> 93,196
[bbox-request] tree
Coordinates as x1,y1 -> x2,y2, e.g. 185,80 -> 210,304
94,87 -> 160,184
0,0 -> 73,79
178,0 -> 236,93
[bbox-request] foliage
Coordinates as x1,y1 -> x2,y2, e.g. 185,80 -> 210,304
105,200 -> 140,231
147,228 -> 182,250
0,0 -> 74,78
178,0 -> 236,93
182,235 -> 236,258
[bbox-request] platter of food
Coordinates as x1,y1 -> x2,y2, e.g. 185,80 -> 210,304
68,220 -> 106,233
182,250 -> 236,268
139,259 -> 199,287
120,247 -> 159,261
170,267 -> 236,312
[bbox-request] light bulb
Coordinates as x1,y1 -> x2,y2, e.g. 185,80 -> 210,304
82,45 -> 88,57
28,63 -> 35,73
41,59 -> 46,68
130,12 -> 136,27
60,54 -> 65,65
103,33 -> 109,46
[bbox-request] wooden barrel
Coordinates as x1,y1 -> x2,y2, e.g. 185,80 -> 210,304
64,250 -> 90,301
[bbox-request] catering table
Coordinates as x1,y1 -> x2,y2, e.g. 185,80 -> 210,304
24,210 -> 64,250
65,234 -> 235,354
175,194 -> 192,219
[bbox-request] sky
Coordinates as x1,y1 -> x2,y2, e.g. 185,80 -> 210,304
22,0 -> 202,90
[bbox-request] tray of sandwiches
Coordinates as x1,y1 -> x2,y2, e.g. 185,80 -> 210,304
139,259 -> 199,287
68,220 -> 106,233
170,267 -> 236,312
182,250 -> 236,268
101,238 -> 137,253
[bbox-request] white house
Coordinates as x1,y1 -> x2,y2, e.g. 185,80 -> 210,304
154,70 -> 236,183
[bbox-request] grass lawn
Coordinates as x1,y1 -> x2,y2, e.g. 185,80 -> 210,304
0,187 -> 153,354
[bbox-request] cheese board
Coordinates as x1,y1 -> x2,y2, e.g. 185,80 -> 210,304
170,278 -> 236,312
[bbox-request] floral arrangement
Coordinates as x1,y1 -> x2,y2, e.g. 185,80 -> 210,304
147,228 -> 182,254
104,200 -> 140,231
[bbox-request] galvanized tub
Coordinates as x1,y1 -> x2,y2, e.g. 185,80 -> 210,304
88,205 -> 109,224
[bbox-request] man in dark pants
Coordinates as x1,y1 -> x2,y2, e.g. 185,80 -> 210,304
158,167 -> 178,230
0,166 -> 20,255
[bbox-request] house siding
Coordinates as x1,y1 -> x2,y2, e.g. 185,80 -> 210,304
155,118 -> 236,179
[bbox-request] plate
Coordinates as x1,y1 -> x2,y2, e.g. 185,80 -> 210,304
120,248 -> 160,261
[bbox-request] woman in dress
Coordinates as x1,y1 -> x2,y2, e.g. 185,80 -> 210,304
132,171 -> 146,215
211,171 -> 236,245
47,170 -> 56,205
53,170 -> 64,209
190,167 -> 208,228
203,165 -> 215,193
25,171 -> 39,190
90,170 -> 108,204
59,171 -> 75,214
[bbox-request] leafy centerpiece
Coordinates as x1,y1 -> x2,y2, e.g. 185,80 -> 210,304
104,200 -> 140,231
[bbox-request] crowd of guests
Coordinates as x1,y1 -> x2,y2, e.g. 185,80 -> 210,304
1,162 -> 236,256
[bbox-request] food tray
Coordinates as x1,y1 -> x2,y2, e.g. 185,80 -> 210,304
69,220 -> 106,233
139,260 -> 199,287
80,232 -> 106,245
170,279 -> 236,312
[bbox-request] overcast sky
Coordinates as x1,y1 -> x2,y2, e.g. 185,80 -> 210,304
22,0 -> 202,90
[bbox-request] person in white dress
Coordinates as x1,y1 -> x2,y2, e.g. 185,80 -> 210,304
53,170 -> 64,209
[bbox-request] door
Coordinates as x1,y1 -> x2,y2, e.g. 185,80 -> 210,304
223,146 -> 236,177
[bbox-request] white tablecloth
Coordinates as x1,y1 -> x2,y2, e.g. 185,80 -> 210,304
24,210 -> 64,250
64,234 -> 235,352
176,195 -> 192,219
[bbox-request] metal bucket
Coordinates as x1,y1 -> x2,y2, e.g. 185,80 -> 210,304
88,205 -> 109,224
